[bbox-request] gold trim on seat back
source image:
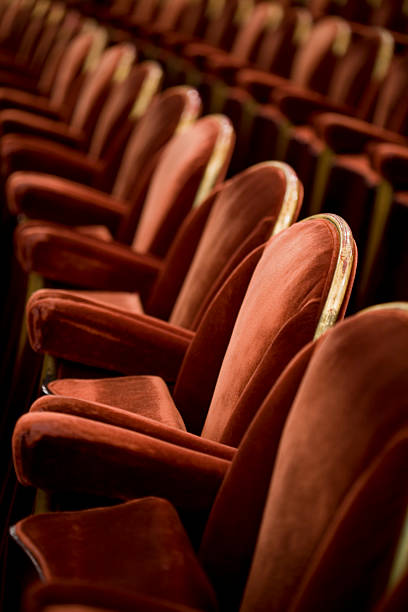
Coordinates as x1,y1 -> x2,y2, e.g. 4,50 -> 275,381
192,114 -> 235,207
305,213 -> 355,339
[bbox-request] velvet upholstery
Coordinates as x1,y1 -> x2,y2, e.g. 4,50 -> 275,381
3,61 -> 163,192
13,216 -> 356,506
0,28 -> 96,123
8,86 -> 199,232
0,40 -> 135,173
12,307 -> 408,612
13,113 -> 233,301
237,16 -> 351,103
22,162 -> 303,384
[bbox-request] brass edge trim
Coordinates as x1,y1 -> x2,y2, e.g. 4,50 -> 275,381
266,4 -> 283,32
82,25 -> 108,73
192,115 -> 234,208
373,29 -> 394,82
130,62 -> 163,119
113,44 -> 137,83
360,302 -> 408,313
293,10 -> 312,47
173,86 -> 202,134
234,0 -> 254,26
32,0 -> 50,17
358,179 -> 393,303
258,161 -> 301,236
331,20 -> 351,57
206,0 -> 225,19
305,214 -> 355,339
387,507 -> 408,592
47,2 -> 65,25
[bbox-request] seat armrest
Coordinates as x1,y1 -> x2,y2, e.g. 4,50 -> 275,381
13,411 -> 229,509
237,68 -> 293,103
0,108 -> 85,146
0,87 -> 62,118
15,222 -> 161,292
367,142 -> 408,188
206,53 -> 249,84
273,87 -> 353,125
313,113 -> 407,154
26,289 -> 192,379
8,172 -> 126,228
31,395 -> 236,461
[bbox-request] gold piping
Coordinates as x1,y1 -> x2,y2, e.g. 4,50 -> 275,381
305,214 -> 355,339
81,23 -> 108,73
372,29 -> 394,82
331,20 -> 351,57
206,0 -> 225,19
113,44 -> 136,82
256,161 -> 302,236
130,61 -> 163,119
173,86 -> 202,134
360,302 -> 408,314
292,10 -> 312,46
46,2 -> 65,24
32,0 -> 50,17
192,115 -> 234,208
234,0 -> 254,26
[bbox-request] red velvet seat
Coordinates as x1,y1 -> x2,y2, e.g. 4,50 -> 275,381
1,114 -> 234,416
12,215 -> 356,511
0,23 -> 105,124
20,161 -> 303,382
12,304 -> 408,612
0,39 -> 137,185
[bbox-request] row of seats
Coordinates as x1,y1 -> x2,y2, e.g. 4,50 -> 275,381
0,1 -> 406,611
68,0 -> 408,311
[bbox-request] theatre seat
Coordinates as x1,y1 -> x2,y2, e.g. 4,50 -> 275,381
4,60 -> 163,193
12,304 -> 408,612
12,215 -> 356,510
22,161 -> 302,382
0,40 -> 136,182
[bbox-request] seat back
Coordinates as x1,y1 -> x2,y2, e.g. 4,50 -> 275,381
154,0 -> 196,33
230,2 -> 284,64
372,54 -> 408,132
168,162 -> 303,330
327,26 -> 394,119
13,0 -> 50,65
173,214 -> 356,437
241,305 -> 408,612
68,42 -> 136,142
290,16 -> 351,95
199,305 -> 408,611
0,0 -> 35,51
47,27 -> 104,112
202,0 -> 242,50
36,9 -> 83,96
87,60 -> 163,161
255,7 -> 312,77
130,114 -> 235,257
111,86 -> 202,243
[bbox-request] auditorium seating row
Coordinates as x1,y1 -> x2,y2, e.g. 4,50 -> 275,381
0,1 -> 406,611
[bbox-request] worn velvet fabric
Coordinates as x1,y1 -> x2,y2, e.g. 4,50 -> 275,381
238,17 -> 350,103
3,61 -> 163,192
23,162 -> 301,379
14,217 -> 355,508
12,308 -> 408,612
13,499 -> 217,611
9,86 -> 201,261
0,42 -> 132,157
